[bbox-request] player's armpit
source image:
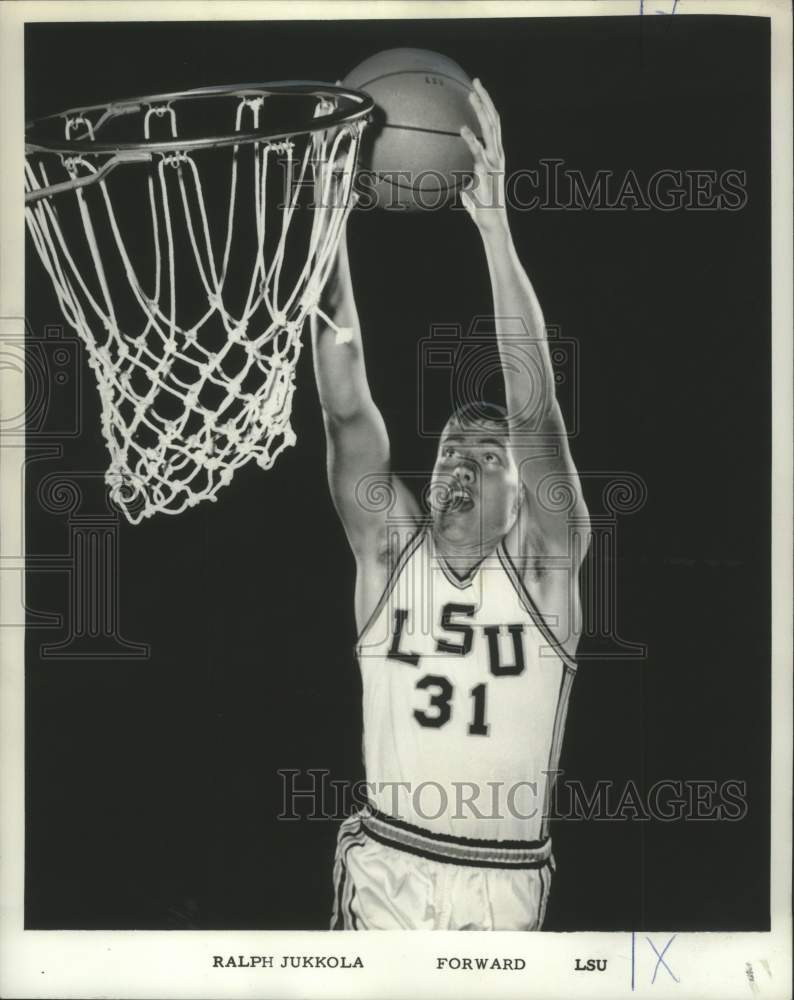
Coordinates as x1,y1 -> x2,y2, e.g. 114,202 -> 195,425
324,403 -> 420,560
510,400 -> 591,566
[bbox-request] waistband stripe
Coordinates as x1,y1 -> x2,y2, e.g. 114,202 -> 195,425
360,808 -> 552,870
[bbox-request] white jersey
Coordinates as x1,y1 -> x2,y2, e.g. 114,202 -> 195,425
357,527 -> 577,843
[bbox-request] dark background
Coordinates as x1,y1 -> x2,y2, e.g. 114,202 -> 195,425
25,15 -> 770,930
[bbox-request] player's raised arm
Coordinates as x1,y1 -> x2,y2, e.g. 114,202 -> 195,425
460,80 -> 590,561
310,223 -> 419,561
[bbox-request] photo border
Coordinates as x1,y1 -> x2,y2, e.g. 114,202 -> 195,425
1,2 -> 791,998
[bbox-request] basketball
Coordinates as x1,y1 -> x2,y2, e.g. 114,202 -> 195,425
343,48 -> 481,211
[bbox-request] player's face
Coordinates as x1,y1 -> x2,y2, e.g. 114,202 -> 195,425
431,417 -> 520,546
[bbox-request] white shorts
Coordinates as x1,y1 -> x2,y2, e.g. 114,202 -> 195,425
331,808 -> 555,931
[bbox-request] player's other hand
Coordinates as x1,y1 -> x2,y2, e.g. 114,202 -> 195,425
313,85 -> 359,216
459,79 -> 508,237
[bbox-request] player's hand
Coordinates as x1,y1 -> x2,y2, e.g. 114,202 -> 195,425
313,88 -> 359,216
459,79 -> 508,236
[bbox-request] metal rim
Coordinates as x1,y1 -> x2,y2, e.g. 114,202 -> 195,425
25,81 -> 374,156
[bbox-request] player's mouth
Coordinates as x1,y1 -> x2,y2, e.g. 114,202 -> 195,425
443,484 -> 475,513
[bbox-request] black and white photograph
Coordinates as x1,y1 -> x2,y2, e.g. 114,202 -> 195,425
0,1 -> 791,997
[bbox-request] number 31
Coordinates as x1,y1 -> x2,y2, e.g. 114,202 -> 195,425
414,675 -> 488,736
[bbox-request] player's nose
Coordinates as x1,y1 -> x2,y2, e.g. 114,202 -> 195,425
453,461 -> 476,486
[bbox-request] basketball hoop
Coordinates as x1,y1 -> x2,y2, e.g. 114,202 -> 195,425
25,83 -> 373,524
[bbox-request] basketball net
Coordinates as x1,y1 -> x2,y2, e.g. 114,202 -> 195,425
25,92 -> 363,524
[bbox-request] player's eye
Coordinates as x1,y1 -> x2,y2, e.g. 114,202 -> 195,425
484,452 -> 499,464
442,446 -> 456,458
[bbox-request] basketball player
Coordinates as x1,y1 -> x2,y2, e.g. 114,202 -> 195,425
310,80 -> 590,931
